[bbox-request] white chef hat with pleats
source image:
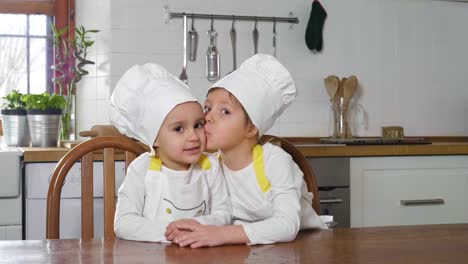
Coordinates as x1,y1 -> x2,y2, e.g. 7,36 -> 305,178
209,54 -> 296,137
109,63 -> 197,147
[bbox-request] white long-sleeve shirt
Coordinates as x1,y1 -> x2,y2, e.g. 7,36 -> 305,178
114,152 -> 231,242
223,143 -> 327,245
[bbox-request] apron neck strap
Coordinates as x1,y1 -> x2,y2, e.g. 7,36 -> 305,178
149,154 -> 211,171
253,144 -> 271,193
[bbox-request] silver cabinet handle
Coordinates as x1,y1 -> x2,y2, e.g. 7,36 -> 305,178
400,199 -> 445,206
320,198 -> 343,204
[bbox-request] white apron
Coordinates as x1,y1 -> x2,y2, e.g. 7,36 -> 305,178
142,155 -> 212,242
238,144 -> 327,229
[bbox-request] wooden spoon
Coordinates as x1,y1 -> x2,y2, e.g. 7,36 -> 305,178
343,75 -> 358,102
336,77 -> 347,100
324,75 -> 340,99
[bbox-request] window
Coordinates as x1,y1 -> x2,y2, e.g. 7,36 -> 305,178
0,14 -> 54,96
0,0 -> 74,99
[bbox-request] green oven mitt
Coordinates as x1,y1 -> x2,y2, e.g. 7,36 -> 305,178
305,0 -> 327,52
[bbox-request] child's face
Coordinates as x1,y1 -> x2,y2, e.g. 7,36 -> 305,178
204,88 -> 255,151
154,102 -> 206,170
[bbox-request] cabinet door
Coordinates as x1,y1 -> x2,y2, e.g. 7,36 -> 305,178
350,156 -> 468,227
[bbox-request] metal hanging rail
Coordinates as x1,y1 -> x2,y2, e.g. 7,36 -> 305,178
165,9 -> 299,24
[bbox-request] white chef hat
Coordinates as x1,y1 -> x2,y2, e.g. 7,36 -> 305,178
209,54 -> 296,137
109,63 -> 197,147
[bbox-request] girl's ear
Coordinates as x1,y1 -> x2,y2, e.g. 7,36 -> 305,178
246,123 -> 259,139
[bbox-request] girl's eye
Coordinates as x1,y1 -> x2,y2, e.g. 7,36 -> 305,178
222,109 -> 230,115
174,126 -> 184,132
194,122 -> 205,129
204,106 -> 211,113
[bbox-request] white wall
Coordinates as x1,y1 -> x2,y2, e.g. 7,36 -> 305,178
75,0 -> 468,137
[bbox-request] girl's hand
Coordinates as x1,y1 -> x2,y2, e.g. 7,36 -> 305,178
166,229 -> 192,242
172,225 -> 226,248
165,219 -> 200,241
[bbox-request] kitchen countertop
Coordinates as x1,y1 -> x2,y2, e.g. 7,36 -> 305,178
295,142 -> 468,157
19,137 -> 468,162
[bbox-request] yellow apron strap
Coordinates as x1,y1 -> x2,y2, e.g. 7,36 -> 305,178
149,156 -> 162,171
218,147 -> 270,193
253,144 -> 271,193
150,155 -> 211,171
197,154 -> 211,170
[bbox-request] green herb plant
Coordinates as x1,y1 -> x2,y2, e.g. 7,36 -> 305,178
1,90 -> 26,110
21,92 -> 66,111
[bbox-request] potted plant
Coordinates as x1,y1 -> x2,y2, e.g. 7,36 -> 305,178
1,90 -> 30,146
52,24 -> 99,140
21,92 -> 66,147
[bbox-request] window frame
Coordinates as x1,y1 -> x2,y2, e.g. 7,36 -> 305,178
0,0 -> 75,94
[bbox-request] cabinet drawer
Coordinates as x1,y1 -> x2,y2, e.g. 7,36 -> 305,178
351,156 -> 468,227
0,225 -> 22,240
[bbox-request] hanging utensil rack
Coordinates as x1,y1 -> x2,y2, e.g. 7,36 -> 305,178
164,7 -> 299,24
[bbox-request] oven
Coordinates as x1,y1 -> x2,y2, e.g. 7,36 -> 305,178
307,158 -> 350,227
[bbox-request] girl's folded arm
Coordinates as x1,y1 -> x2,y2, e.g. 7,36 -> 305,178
114,162 -> 166,242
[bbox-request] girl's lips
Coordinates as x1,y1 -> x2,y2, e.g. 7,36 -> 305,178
184,146 -> 200,155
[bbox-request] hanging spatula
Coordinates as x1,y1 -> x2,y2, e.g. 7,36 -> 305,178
230,17 -> 237,72
179,14 -> 188,84
272,18 -> 277,57
253,18 -> 259,54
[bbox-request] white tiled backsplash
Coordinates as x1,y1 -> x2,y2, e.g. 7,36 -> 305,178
75,0 -> 468,137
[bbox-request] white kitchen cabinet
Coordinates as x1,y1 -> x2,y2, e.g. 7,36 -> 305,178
25,161 -> 126,239
0,148 -> 23,240
350,156 -> 468,227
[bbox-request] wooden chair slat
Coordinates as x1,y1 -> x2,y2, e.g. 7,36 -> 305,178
125,152 -> 136,174
46,136 -> 146,239
103,148 -> 116,239
81,152 -> 94,239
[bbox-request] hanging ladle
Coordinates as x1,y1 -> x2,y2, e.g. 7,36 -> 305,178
188,15 -> 198,61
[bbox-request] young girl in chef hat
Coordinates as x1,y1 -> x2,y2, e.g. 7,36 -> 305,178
109,63 -> 231,242
166,54 -> 327,247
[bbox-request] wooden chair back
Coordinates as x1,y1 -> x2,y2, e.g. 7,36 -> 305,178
46,136 -> 147,239
260,135 -> 321,213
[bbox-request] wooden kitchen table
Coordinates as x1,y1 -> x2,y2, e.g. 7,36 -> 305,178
1,224 -> 467,263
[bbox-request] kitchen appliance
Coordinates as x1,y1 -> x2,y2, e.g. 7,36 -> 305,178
25,161 -> 126,239
307,157 -> 350,227
0,144 -> 23,240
